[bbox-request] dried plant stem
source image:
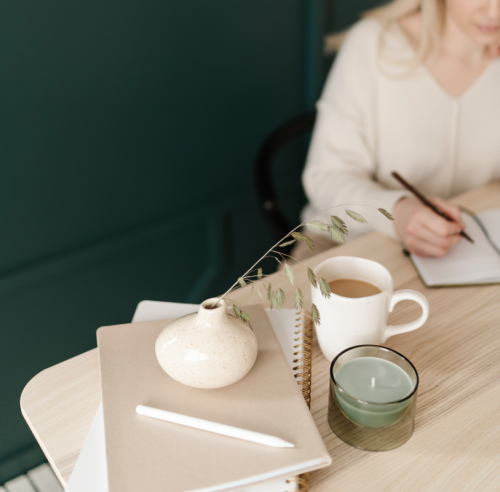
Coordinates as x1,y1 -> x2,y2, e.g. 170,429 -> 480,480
219,203 -> 384,301
218,225 -> 302,302
216,204 -> 394,321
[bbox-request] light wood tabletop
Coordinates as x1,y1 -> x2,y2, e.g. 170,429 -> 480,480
21,182 -> 500,491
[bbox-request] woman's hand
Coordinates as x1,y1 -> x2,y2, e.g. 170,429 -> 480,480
393,197 -> 465,257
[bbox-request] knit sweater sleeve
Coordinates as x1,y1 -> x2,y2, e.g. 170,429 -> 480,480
302,19 -> 408,240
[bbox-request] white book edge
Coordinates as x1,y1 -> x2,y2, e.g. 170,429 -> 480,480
66,301 -> 309,492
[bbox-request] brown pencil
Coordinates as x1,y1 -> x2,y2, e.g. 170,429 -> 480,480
391,171 -> 474,243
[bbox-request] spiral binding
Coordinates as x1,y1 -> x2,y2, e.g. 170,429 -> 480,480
286,474 -> 310,492
292,310 -> 313,409
285,310 -> 313,492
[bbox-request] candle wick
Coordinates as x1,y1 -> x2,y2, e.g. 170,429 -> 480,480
371,377 -> 375,387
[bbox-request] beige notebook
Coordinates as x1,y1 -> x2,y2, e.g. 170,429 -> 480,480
97,305 -> 331,492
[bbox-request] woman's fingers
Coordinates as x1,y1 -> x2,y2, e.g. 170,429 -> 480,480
408,215 -> 460,245
429,196 -> 465,228
393,197 -> 463,257
405,218 -> 461,257
406,237 -> 459,257
412,204 -> 462,237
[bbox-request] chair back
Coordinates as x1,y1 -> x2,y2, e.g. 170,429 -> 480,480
254,111 -> 316,247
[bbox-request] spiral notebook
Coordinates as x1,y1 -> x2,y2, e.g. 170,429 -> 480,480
66,301 -> 324,492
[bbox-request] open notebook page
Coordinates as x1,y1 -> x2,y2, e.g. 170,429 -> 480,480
475,209 -> 500,254
411,210 -> 500,286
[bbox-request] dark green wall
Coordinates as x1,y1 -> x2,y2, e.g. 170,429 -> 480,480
332,0 -> 387,29
0,0 -> 319,480
0,0 -> 383,482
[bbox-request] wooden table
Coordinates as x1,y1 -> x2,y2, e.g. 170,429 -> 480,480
21,182 -> 500,491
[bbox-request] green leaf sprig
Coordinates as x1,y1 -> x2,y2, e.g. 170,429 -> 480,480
218,206 -> 394,326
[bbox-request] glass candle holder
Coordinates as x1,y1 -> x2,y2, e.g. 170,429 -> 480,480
328,345 -> 419,452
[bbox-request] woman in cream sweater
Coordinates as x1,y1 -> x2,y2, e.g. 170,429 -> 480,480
301,0 -> 500,257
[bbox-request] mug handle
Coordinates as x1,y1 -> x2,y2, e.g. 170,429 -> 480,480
382,289 -> 430,342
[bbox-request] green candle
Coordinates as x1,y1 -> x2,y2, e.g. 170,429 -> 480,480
334,357 -> 414,429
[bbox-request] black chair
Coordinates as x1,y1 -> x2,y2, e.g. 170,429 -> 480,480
254,110 -> 317,253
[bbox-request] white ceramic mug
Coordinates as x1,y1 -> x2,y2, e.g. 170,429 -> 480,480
311,256 -> 429,361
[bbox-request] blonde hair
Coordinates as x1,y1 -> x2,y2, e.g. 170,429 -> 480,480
325,0 -> 446,65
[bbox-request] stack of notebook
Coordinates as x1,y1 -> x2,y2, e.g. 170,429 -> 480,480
67,301 -> 331,492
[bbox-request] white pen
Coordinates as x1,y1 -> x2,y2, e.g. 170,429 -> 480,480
136,405 -> 294,448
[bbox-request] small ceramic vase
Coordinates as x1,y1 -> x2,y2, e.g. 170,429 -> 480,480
155,298 -> 258,389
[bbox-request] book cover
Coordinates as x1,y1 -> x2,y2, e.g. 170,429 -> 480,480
97,305 -> 330,492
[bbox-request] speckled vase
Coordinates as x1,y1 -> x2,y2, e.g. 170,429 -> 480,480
155,298 -> 258,389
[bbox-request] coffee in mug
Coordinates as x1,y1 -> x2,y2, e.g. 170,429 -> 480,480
327,278 -> 381,298
311,256 -> 430,361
